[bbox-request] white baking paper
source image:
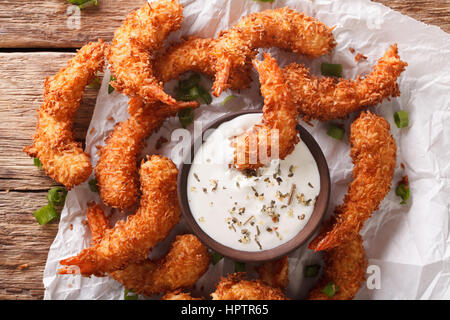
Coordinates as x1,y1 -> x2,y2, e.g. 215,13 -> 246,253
43,0 -> 450,300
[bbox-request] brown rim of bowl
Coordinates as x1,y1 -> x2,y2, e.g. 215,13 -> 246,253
177,110 -> 330,263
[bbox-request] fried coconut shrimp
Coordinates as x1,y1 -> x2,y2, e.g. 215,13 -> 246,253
95,98 -> 196,210
256,256 -> 289,290
284,44 -> 408,121
108,0 -> 193,105
110,234 -> 210,296
24,40 -> 107,189
59,155 -> 180,276
211,273 -> 288,300
309,112 -> 396,252
212,7 -> 335,96
233,53 -> 299,170
154,37 -> 251,91
66,204 -> 209,295
308,235 -> 367,300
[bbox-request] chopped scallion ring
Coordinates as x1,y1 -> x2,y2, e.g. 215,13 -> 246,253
33,204 -> 59,225
198,86 -> 212,105
89,179 -> 98,193
327,124 -> 345,140
304,264 -> 321,278
322,281 -> 338,298
47,187 -> 68,207
321,63 -> 343,78
395,183 -> 410,204
178,107 -> 195,128
124,289 -> 139,300
394,110 -> 409,128
108,76 -> 116,94
211,252 -> 223,265
33,158 -> 43,170
67,0 -> 98,10
222,95 -> 237,106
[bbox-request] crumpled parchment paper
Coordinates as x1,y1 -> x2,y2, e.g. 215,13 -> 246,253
43,0 -> 450,300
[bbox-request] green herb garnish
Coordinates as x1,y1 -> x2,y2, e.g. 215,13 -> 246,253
108,75 -> 116,94
33,204 -> 59,226
178,107 -> 195,128
396,183 -> 410,204
211,252 -> 223,265
321,63 -> 343,78
394,110 -> 409,128
222,95 -> 237,106
175,74 -> 212,105
322,281 -> 338,298
88,179 -> 98,193
67,0 -> 98,9
124,289 -> 138,300
304,264 -> 321,278
47,187 -> 68,207
327,124 -> 345,140
33,158 -> 43,170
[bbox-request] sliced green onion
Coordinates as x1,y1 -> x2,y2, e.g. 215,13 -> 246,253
322,281 -> 338,298
88,179 -> 98,193
124,289 -> 138,300
234,261 -> 246,272
108,76 -> 116,94
327,124 -> 345,140
47,187 -> 67,207
222,95 -> 237,106
178,107 -> 195,128
179,74 -> 201,91
394,110 -> 409,128
33,158 -> 43,170
321,63 -> 343,78
211,252 -> 223,265
67,0 -> 98,9
396,183 -> 410,204
304,264 -> 321,278
197,86 -> 212,105
33,204 -> 59,225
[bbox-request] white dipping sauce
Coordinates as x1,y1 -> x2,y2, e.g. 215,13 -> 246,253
187,114 -> 320,252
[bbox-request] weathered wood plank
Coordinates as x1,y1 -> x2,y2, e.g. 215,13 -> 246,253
0,191 -> 58,300
0,0 -> 448,48
0,52 -> 99,190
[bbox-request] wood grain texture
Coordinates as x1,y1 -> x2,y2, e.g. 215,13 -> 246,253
0,53 -> 98,300
0,0 -> 448,300
0,0 -> 448,48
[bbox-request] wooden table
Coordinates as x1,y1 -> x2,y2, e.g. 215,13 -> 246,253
0,0 -> 448,300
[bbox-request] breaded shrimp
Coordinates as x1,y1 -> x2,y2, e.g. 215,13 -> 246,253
154,37 -> 251,91
95,98 -> 196,210
309,112 -> 396,252
308,235 -> 367,300
59,155 -> 180,276
24,40 -> 106,189
284,44 -> 408,121
212,7 -> 335,96
211,273 -> 288,300
70,204 -> 209,296
256,256 -> 289,290
108,0 -> 189,105
162,291 -> 203,300
233,53 -> 299,170
110,234 -> 210,297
